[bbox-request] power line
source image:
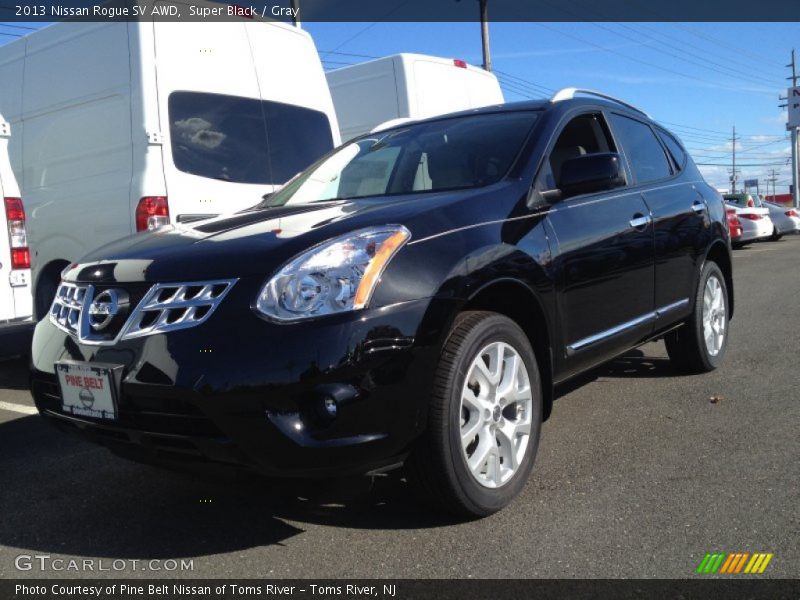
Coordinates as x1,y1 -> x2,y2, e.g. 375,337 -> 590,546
495,75 -> 547,100
520,0 -> 784,88
589,22 -> 783,88
494,69 -> 555,95
319,0 -> 410,58
319,50 -> 380,60
623,22 -> 787,81
670,22 -> 785,71
530,22 -> 774,98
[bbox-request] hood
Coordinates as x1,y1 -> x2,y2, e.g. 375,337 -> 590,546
64,186 -> 504,284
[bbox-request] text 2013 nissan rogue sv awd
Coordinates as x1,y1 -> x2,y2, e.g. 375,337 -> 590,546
31,89 -> 733,517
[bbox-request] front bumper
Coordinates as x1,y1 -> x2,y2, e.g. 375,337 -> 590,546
30,278 -> 451,477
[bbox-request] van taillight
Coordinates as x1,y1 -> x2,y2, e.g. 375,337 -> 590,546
453,59 -> 468,68
4,197 -> 30,269
135,196 -> 170,232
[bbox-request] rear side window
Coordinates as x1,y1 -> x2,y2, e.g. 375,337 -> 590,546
656,128 -> 686,170
609,114 -> 672,184
168,92 -> 333,185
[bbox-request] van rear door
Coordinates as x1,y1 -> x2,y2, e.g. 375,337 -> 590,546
409,56 -> 504,117
153,17 -> 336,223
0,121 -> 32,325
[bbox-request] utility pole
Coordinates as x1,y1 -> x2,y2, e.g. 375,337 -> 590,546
479,0 -> 491,72
730,125 -> 739,193
767,168 -> 778,199
788,49 -> 799,208
291,0 -> 301,27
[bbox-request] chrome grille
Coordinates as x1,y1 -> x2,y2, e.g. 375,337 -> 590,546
123,280 -> 235,339
49,279 -> 236,344
50,282 -> 89,335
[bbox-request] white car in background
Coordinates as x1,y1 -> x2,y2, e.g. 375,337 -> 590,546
763,201 -> 800,240
0,115 -> 33,357
723,193 -> 772,246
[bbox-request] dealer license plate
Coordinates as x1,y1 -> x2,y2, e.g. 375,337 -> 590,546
55,361 -> 121,420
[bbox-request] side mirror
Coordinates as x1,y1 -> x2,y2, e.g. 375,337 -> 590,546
558,152 -> 626,198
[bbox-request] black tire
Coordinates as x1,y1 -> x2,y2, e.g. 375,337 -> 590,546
770,227 -> 783,241
665,261 -> 730,373
35,272 -> 60,321
408,311 -> 542,518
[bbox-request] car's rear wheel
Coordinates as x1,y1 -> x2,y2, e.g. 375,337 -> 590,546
770,226 -> 783,241
409,311 -> 542,518
665,262 -> 729,373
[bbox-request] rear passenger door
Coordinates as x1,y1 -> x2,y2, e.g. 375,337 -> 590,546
607,114 -> 704,321
541,111 -> 655,378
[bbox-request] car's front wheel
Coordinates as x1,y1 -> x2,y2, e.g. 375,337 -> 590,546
665,261 -> 730,373
409,311 -> 542,518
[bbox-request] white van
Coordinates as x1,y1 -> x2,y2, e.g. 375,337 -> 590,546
0,11 -> 340,317
0,115 -> 33,354
325,53 -> 504,141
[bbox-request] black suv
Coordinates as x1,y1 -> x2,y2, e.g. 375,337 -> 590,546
31,90 -> 733,517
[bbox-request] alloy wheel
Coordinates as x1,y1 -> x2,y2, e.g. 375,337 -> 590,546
702,275 -> 726,356
459,342 -> 533,488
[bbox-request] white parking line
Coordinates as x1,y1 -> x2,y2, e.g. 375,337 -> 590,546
0,400 -> 38,415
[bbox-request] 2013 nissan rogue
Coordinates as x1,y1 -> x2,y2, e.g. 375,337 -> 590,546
30,89 -> 733,517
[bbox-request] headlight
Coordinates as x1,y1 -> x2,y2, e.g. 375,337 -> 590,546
255,225 -> 411,321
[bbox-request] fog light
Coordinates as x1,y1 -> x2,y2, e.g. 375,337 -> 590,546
322,396 -> 337,418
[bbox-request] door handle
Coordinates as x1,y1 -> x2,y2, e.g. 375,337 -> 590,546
692,201 -> 706,213
629,214 -> 651,229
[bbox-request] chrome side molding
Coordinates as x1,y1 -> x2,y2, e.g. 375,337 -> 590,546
567,298 -> 689,354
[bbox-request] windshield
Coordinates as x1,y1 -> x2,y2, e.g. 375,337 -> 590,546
263,111 -> 539,207
168,91 -> 334,185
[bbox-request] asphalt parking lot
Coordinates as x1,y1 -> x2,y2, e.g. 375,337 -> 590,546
1,237 -> 798,580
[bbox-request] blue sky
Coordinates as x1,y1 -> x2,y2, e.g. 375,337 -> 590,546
1,20 -> 797,193
307,21 -> 797,194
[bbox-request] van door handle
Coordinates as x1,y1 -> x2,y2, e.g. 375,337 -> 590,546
692,201 -> 706,213
629,214 -> 651,229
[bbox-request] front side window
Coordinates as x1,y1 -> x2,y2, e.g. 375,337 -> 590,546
168,91 -> 333,185
609,114 -> 672,184
536,112 -> 616,191
264,111 -> 539,207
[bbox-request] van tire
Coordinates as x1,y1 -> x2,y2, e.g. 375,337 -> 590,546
34,267 -> 62,320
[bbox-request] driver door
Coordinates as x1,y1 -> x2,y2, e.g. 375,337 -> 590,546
541,111 -> 656,378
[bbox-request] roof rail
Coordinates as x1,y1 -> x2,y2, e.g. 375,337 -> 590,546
550,88 -> 651,118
